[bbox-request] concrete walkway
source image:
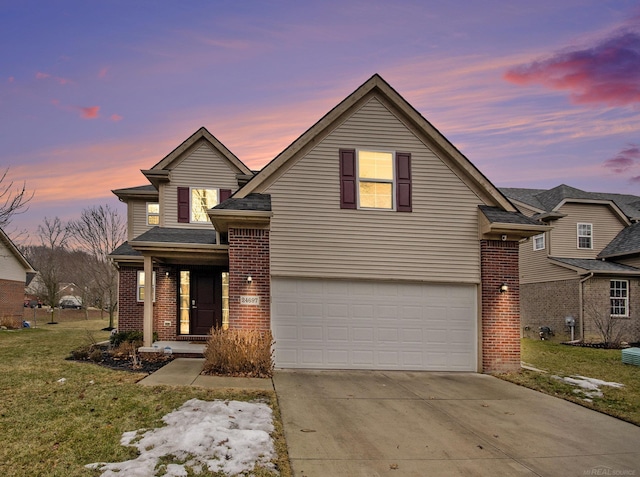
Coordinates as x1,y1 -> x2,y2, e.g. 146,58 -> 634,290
137,358 -> 273,391
273,370 -> 640,477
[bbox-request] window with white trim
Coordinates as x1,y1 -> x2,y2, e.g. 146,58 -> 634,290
610,280 -> 628,317
137,270 -> 156,302
533,233 -> 545,251
577,223 -> 592,249
147,203 -> 159,225
358,150 -> 394,209
191,188 -> 218,223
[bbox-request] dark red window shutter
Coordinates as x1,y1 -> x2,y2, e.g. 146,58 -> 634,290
340,149 -> 356,209
396,152 -> 412,212
177,187 -> 190,223
219,189 -> 232,202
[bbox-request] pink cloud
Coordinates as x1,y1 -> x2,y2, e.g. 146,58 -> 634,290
98,67 -> 109,79
7,76 -> 14,83
603,144 -> 640,174
504,31 -> 640,106
630,176 -> 640,184
110,113 -> 123,122
79,106 -> 100,119
35,71 -> 73,85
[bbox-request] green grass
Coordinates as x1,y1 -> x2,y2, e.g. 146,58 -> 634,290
0,315 -> 291,477
500,338 -> 640,426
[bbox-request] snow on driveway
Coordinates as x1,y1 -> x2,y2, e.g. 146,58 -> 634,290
87,398 -> 277,476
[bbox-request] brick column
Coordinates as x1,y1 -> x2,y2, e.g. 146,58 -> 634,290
228,227 -> 270,330
481,240 -> 520,373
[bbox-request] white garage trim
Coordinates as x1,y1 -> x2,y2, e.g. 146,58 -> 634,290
271,278 -> 477,371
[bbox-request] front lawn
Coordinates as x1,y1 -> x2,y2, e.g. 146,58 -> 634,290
0,316 -> 291,477
500,339 -> 640,426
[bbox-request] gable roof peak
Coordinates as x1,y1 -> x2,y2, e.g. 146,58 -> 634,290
234,73 -> 516,212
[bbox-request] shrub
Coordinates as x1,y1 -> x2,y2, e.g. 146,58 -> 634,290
109,330 -> 158,347
0,315 -> 22,330
203,328 -> 274,378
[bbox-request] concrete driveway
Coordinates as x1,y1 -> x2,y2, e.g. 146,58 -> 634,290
273,370 -> 640,476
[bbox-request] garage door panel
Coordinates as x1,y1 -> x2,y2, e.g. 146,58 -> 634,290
272,278 -> 477,371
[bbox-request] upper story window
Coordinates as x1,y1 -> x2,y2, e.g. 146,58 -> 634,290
177,187 -> 220,224
190,188 -> 218,223
610,280 -> 628,317
577,223 -> 593,249
358,151 -> 394,209
339,149 -> 411,212
533,233 -> 545,251
147,203 -> 160,225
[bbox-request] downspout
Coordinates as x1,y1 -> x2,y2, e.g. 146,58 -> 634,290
579,272 -> 594,341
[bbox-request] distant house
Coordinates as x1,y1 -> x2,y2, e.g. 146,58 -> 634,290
0,228 -> 35,321
502,185 -> 640,343
110,74 -> 547,373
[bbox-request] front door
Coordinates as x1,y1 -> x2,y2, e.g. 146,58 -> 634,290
192,270 -> 221,334
179,268 -> 222,335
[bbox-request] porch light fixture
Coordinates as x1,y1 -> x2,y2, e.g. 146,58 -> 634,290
500,282 -> 508,293
246,274 -> 252,284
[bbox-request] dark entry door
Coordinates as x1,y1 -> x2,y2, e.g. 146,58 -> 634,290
191,270 -> 222,335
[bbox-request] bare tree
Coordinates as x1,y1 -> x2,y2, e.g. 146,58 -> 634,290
584,299 -> 630,348
68,204 -> 126,329
27,217 -> 70,321
0,168 -> 33,228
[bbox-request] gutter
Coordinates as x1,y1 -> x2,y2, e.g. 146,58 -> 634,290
578,272 -> 594,341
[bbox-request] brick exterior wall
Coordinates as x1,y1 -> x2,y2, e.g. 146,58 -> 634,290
520,277 -> 640,343
117,265 -> 176,339
481,240 -> 521,373
117,266 -> 142,333
0,278 -> 25,321
520,279 -> 580,340
228,227 -> 270,330
582,277 -> 640,344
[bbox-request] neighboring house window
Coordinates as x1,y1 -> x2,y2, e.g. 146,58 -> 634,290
177,187 -> 232,223
137,270 -> 156,302
610,280 -> 628,317
533,233 -> 545,251
147,203 -> 159,225
577,223 -> 592,249
339,149 -> 411,211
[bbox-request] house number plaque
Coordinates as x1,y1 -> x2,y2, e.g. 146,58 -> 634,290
240,296 -> 260,306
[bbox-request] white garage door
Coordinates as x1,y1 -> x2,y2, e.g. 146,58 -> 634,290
272,278 -> 477,371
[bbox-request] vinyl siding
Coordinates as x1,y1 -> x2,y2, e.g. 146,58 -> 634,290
550,203 -> 626,258
617,256 -> 640,268
265,97 -> 483,283
515,203 -> 539,217
163,142 -> 242,229
130,200 -> 154,238
518,237 -> 576,284
0,240 -> 27,281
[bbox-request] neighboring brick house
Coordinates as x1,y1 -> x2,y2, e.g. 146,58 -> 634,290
110,74 -> 547,373
502,185 -> 640,343
0,227 -> 35,321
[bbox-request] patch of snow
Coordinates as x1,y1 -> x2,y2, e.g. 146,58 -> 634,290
87,398 -> 277,476
552,375 -> 624,400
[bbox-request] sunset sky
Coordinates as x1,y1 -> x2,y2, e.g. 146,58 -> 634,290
2,0 -> 640,240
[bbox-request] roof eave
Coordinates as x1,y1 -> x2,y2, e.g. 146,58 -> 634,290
481,222 -> 551,240
207,210 -> 273,233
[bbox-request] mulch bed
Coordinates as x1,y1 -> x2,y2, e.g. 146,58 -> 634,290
67,347 -> 175,374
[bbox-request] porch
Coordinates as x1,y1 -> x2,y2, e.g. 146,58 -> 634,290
139,340 -> 206,357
